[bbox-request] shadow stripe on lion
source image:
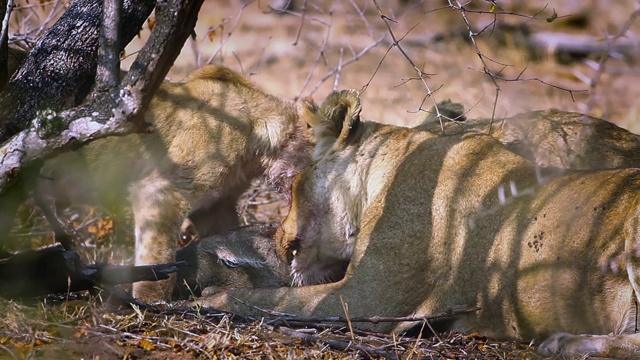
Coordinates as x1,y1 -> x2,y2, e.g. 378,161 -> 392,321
195,90 -> 640,358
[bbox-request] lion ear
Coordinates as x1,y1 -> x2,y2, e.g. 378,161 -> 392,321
302,89 -> 362,158
298,96 -> 320,129
321,89 -> 361,142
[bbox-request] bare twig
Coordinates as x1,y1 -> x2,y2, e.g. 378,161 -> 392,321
296,18 -> 332,100
339,295 -> 355,342
370,0 -> 455,131
205,2 -> 249,65
332,47 -> 344,91
306,34 -> 385,98
581,6 -> 640,116
270,324 -> 399,360
448,0 -> 502,123
291,0 -> 308,46
227,295 -> 480,325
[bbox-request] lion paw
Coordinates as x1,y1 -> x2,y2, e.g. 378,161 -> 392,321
538,332 -> 609,358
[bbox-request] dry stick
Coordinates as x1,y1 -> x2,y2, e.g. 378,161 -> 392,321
290,0 -> 308,46
206,2 -> 249,65
457,3 -> 565,21
582,7 -> 640,116
371,0 -> 446,129
0,0 -> 11,55
269,324 -> 399,360
347,0 -> 375,39
13,0 -> 66,45
485,67 -> 586,101
339,295 -> 355,342
306,35 -> 386,98
296,18 -> 332,100
448,0 -> 501,127
0,0 -> 10,89
404,321 -> 427,360
228,296 -> 480,324
332,47 -> 344,91
447,1 -> 586,132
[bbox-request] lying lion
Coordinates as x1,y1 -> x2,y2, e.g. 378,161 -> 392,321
196,90 -> 640,358
1,65 -> 312,302
418,100 -> 640,170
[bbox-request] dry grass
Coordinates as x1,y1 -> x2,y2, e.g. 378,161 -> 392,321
0,296 -> 538,359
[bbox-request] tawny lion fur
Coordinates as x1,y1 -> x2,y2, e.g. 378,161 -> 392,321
196,90 -> 640,358
418,100 -> 640,170
20,65 -> 311,302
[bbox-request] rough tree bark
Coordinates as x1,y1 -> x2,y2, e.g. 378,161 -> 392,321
0,0 -> 9,89
0,0 -> 156,144
94,0 -> 123,94
0,0 -> 205,195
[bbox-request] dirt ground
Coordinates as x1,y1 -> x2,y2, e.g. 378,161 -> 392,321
4,0 -> 640,358
125,0 -> 640,131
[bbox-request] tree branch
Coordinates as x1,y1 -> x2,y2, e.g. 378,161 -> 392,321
0,0 -> 205,195
0,0 -> 156,145
0,0 -> 11,89
94,0 -> 122,95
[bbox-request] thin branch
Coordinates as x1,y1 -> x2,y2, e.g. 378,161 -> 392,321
291,0 -> 308,46
332,47 -> 343,91
270,325 -> 399,360
205,2 -> 249,65
295,17 -> 332,100
372,0 -> 445,129
307,34 -> 386,98
347,0 -> 374,39
448,0 -> 501,122
581,6 -> 640,116
271,306 -> 480,325
228,295 -> 480,324
473,66 -> 587,102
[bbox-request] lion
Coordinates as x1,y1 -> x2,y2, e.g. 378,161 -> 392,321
418,100 -> 640,170
5,65 -> 312,302
196,90 -> 640,358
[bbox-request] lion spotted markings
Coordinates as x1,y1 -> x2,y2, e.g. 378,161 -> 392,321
195,89 -> 640,359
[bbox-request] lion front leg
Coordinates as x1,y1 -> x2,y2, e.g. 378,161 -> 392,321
130,172 -> 189,302
195,281 -> 347,319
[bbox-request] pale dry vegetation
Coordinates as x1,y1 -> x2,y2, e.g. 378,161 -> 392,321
2,0 -> 640,358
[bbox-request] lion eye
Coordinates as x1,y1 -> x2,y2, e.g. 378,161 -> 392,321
220,258 -> 239,268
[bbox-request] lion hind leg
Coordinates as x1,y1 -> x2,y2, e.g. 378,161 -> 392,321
538,332 -> 640,359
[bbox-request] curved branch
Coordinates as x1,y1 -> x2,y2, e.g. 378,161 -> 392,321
0,0 -> 205,195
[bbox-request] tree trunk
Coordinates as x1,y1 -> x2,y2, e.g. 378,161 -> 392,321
0,0 -> 205,195
0,0 -> 156,144
0,0 -> 9,89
